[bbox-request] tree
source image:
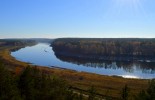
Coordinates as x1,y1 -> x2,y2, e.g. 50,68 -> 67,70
147,79 -> 155,100
0,62 -> 21,100
18,66 -> 78,100
88,86 -> 96,100
134,90 -> 147,100
121,84 -> 130,100
134,79 -> 155,100
18,66 -> 37,100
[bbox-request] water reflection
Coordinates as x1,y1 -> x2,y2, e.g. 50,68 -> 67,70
54,53 -> 155,74
11,43 -> 155,79
122,75 -> 140,79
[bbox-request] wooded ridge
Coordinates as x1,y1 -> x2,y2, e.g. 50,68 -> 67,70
52,38 -> 155,61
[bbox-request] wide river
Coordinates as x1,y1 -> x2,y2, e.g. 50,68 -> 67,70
11,43 -> 155,79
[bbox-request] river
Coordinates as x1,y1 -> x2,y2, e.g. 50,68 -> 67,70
11,43 -> 155,79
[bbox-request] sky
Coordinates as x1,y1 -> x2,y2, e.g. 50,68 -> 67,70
0,0 -> 155,39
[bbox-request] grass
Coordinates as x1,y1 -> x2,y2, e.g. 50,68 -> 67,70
0,46 -> 28,71
0,45 -> 149,99
46,68 -> 148,98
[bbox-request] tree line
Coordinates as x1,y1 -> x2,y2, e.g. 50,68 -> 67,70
0,39 -> 37,47
52,38 -> 155,59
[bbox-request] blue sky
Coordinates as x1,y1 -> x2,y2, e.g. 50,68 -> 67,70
0,0 -> 155,38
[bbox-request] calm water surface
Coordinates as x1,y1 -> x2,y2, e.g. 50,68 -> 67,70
11,43 -> 155,79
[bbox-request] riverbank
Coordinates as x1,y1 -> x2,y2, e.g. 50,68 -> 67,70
0,45 -> 149,99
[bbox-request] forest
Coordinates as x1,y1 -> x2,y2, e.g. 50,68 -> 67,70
0,39 -> 36,47
52,38 -> 155,61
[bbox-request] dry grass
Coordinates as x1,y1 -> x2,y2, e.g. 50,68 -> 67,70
0,46 -> 28,71
44,68 -> 148,98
